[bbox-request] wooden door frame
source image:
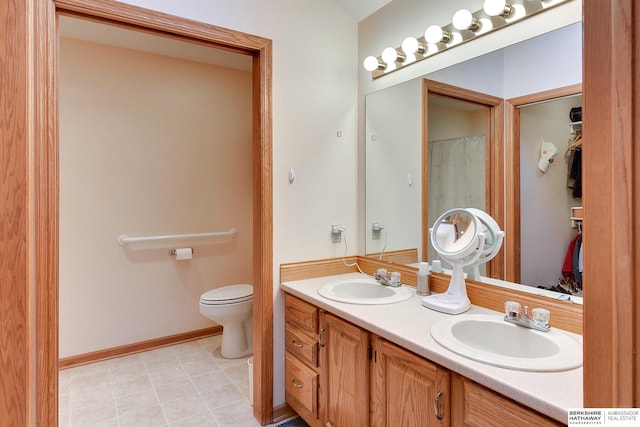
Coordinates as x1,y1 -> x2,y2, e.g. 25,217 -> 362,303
30,0 -> 273,425
422,79 -> 505,279
583,0 -> 639,407
504,83 -> 583,284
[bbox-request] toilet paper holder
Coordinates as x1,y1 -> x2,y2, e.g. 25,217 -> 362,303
168,248 -> 194,256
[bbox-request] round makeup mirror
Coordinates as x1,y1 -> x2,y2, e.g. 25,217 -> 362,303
422,208 -> 486,315
465,208 -> 505,281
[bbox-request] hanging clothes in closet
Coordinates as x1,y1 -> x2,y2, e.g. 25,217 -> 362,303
562,228 -> 583,289
567,135 -> 582,199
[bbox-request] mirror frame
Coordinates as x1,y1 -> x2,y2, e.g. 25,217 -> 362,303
422,79 -> 505,278
505,83 -> 583,283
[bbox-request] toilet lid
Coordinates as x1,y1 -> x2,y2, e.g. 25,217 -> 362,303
200,284 -> 253,305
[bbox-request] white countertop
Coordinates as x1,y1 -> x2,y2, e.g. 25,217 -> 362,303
281,272 -> 583,424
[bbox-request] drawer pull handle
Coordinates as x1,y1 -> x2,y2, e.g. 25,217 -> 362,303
291,379 -> 303,389
434,391 -> 443,420
319,327 -> 326,347
292,340 -> 303,348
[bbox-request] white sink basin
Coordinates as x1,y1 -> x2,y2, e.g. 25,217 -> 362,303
430,314 -> 582,371
317,278 -> 414,305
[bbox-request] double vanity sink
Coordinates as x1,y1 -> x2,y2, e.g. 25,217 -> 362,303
317,277 -> 582,372
281,272 -> 583,423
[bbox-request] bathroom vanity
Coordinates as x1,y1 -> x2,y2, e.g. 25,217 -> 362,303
281,273 -> 581,426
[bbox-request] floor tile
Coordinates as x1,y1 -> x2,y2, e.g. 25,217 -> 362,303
155,379 -> 198,404
212,400 -> 260,427
60,336 -> 257,427
162,394 -> 208,422
190,370 -> 231,394
148,364 -> 189,388
118,404 -> 167,427
112,372 -> 154,396
170,411 -> 219,427
69,400 -> 117,426
69,383 -> 113,410
116,389 -> 161,415
201,383 -> 245,410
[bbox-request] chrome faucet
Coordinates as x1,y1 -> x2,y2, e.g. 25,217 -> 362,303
503,301 -> 550,332
374,269 -> 402,288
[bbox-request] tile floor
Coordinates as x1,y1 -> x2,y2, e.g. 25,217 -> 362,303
59,335 -> 262,427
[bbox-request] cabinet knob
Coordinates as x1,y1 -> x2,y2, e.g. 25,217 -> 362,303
291,379 -> 303,389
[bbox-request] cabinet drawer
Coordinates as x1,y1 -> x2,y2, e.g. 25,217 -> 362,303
285,352 -> 318,417
285,325 -> 318,367
285,293 -> 318,334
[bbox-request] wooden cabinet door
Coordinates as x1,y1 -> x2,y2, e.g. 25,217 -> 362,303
371,336 -> 450,427
319,312 -> 370,427
450,373 -> 563,427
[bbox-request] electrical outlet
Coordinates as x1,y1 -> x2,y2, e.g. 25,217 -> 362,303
372,222 -> 384,240
331,224 -> 344,243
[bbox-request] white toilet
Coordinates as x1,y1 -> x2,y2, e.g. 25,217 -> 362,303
199,284 -> 253,358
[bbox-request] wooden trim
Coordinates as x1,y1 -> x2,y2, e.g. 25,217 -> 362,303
422,79 -> 505,279
489,101 -> 505,278
58,326 -> 222,369
430,273 -> 582,334
1,2 -> 34,425
505,99 -> 521,283
35,1 -> 60,426
271,403 -> 296,423
252,25 -> 274,425
280,257 -> 360,283
357,257 -> 422,286
364,248 -> 418,265
55,0 -> 271,51
583,0 -> 638,407
504,84 -> 582,284
421,79 -> 430,263
31,0 -> 274,425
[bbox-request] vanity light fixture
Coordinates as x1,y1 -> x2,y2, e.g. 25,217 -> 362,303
363,55 -> 385,71
425,25 -> 452,44
363,0 -> 574,79
452,9 -> 481,32
401,36 -> 426,55
483,0 -> 514,17
381,47 -> 406,64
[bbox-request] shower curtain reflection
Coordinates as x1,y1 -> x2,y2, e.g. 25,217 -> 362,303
428,135 -> 485,267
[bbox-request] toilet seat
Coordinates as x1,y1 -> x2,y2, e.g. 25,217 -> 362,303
200,284 -> 253,306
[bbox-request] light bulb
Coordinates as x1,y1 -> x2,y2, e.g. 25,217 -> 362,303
425,25 -> 451,44
401,36 -> 425,55
381,47 -> 400,64
452,9 -> 479,31
483,0 -> 513,17
363,55 -> 383,71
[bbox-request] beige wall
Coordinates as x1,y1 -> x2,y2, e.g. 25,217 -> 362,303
59,38 -> 253,357
428,105 -> 485,142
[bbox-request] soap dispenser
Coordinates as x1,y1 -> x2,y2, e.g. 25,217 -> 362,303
416,262 -> 431,296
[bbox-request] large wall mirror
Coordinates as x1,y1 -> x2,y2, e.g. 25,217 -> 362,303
365,22 -> 582,300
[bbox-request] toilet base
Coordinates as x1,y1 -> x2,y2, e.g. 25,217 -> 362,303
220,317 -> 253,359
